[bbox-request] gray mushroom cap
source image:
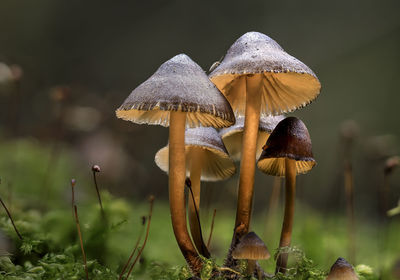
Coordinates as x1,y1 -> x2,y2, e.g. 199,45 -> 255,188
116,54 -> 235,128
209,32 -> 321,116
219,115 -> 284,161
232,232 -> 270,260
326,257 -> 359,280
155,126 -> 236,181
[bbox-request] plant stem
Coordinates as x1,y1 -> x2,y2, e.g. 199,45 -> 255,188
125,196 -> 155,279
169,111 -> 202,275
276,158 -> 296,274
207,209 -> 217,248
92,170 -> 105,219
119,217 -> 146,280
74,205 -> 89,280
0,195 -> 22,240
188,149 -> 210,257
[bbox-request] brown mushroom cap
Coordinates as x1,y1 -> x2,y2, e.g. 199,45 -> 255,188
220,115 -> 284,161
209,32 -> 321,116
257,116 -> 316,176
155,126 -> 236,181
116,54 -> 235,128
326,258 -> 359,280
232,232 -> 270,260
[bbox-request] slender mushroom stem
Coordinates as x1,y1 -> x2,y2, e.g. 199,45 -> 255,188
247,260 -> 256,276
344,160 -> 356,263
169,111 -> 202,274
188,148 -> 210,257
265,177 -> 281,236
276,158 -> 296,274
235,74 -> 262,236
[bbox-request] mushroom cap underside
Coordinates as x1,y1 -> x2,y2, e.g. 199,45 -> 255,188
116,54 -> 235,128
257,116 -> 316,176
220,115 -> 284,161
155,145 -> 235,181
232,232 -> 270,260
209,32 -> 321,116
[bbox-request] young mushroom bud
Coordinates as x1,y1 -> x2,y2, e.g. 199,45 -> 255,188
384,156 -> 399,175
232,231 -> 270,277
92,164 -> 101,173
326,257 -> 359,280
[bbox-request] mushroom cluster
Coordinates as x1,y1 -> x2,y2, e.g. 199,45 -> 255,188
116,31 -> 321,277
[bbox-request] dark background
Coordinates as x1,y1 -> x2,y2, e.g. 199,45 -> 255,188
0,0 -> 399,219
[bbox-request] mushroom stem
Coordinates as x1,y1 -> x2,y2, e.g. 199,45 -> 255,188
247,259 -> 256,276
344,160 -> 356,263
188,148 -> 210,257
169,111 -> 202,274
235,74 -> 262,236
265,177 -> 281,235
276,158 -> 296,274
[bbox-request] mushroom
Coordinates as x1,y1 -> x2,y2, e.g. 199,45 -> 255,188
232,231 -> 270,277
326,257 -> 359,280
257,116 -> 316,273
219,115 -> 284,161
116,54 -> 235,274
155,126 -> 236,257
209,32 -> 321,245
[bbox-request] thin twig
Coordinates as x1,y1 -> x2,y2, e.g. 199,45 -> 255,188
0,195 -> 22,240
91,165 -> 105,219
74,205 -> 89,280
118,216 -> 146,280
71,179 -> 76,219
185,178 -> 210,257
218,266 -> 242,276
125,196 -> 155,279
207,209 -> 216,248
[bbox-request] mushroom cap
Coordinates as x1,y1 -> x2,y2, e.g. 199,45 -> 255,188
219,115 -> 284,161
155,126 -> 236,181
116,54 -> 235,128
232,232 -> 270,260
326,257 -> 359,280
209,32 -> 321,116
257,116 -> 316,177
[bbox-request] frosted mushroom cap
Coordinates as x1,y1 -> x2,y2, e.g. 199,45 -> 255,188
232,232 -> 270,260
220,115 -> 284,161
326,258 -> 359,280
155,126 -> 236,181
257,117 -> 316,177
209,32 -> 321,116
116,54 -> 235,128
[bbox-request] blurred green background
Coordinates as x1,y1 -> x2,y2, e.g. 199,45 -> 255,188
0,0 -> 400,277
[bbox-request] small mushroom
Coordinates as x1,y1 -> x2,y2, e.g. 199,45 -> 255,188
326,257 -> 359,280
257,116 -> 315,273
155,126 -> 236,256
232,231 -> 270,277
116,54 -> 234,274
209,32 -> 321,246
219,115 -> 284,161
